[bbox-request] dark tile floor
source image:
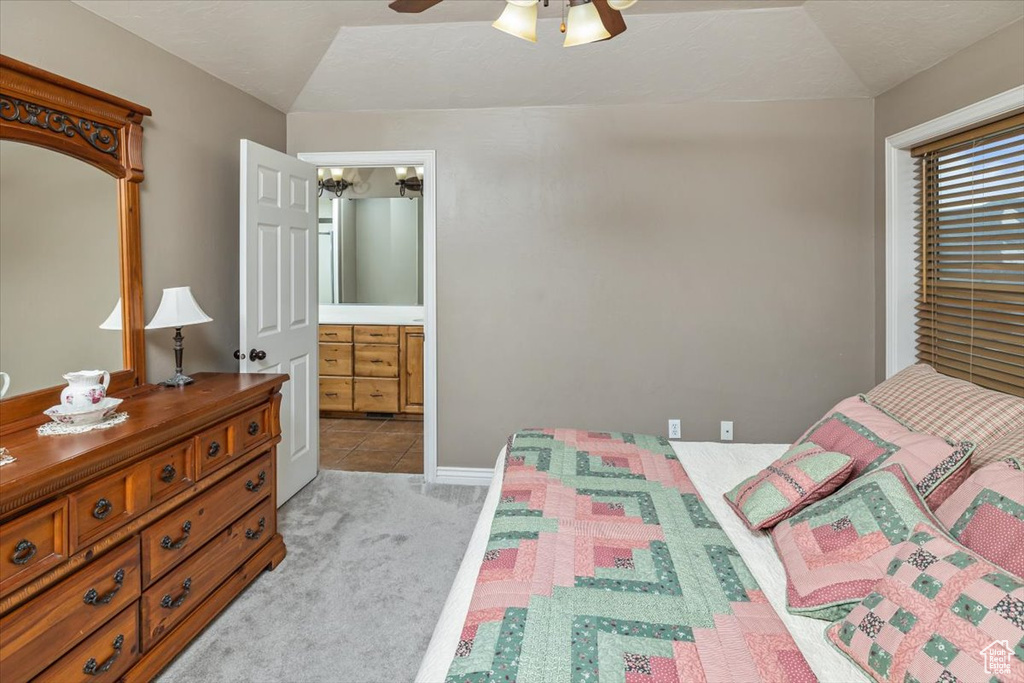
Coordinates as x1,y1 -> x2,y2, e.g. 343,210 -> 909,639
319,417 -> 423,473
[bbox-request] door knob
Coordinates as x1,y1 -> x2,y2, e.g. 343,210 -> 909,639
233,350 -> 244,360
249,349 -> 267,362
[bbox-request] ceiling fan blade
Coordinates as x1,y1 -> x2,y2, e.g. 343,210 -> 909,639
592,0 -> 627,39
388,0 -> 444,13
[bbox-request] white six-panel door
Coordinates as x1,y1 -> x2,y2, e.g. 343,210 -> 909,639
239,139 -> 318,505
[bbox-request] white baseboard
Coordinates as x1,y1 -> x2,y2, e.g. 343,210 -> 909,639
434,466 -> 493,487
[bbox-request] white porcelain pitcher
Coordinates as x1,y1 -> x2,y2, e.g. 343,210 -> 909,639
0,372 -> 9,399
61,370 -> 110,409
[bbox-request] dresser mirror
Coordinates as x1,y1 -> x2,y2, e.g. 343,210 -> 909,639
0,55 -> 150,432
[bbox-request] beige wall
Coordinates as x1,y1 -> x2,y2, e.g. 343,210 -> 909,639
290,99 -> 876,467
0,0 -> 287,387
873,19 -> 1024,382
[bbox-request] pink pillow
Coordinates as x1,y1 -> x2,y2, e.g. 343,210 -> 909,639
795,396 -> 973,509
935,456 -> 1024,578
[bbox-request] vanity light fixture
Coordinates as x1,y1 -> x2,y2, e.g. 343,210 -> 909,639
317,167 -> 352,197
395,165 -> 424,197
145,286 -> 213,387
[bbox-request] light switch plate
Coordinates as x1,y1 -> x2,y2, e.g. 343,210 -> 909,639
720,421 -> 734,441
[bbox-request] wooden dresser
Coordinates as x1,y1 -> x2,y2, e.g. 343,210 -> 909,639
319,324 -> 423,416
0,373 -> 287,682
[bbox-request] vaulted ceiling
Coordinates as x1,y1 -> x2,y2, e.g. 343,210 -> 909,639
72,0 -> 1023,113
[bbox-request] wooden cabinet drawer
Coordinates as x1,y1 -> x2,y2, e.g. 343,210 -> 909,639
195,419 -> 238,479
144,441 -> 194,506
353,378 -> 399,413
141,496 -> 275,649
238,405 -> 271,451
0,498 -> 67,597
35,604 -> 139,683
70,470 -> 138,550
319,342 -> 353,376
141,452 -> 272,585
354,344 -> 399,378
353,325 -> 399,344
0,539 -> 141,683
319,324 -> 352,343
319,378 -> 353,411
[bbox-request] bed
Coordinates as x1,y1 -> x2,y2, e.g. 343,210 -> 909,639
416,438 -> 866,683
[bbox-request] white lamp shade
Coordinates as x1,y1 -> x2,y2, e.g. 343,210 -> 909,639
394,166 -> 409,181
145,286 -> 213,330
99,298 -> 122,330
564,1 -> 610,47
330,167 -> 345,181
414,166 -> 424,180
493,1 -> 537,43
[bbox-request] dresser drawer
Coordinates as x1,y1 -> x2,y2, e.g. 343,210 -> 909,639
353,378 -> 399,413
354,344 -> 399,378
0,539 -> 141,683
70,469 -> 137,550
319,378 -> 353,411
144,441 -> 194,506
141,452 -> 272,585
141,496 -> 275,649
319,324 -> 352,343
0,498 -> 67,597
35,604 -> 139,683
353,325 -> 399,344
238,405 -> 271,451
319,342 -> 353,376
195,419 -> 238,479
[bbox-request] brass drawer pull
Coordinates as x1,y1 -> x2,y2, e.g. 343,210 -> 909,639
370,359 -> 384,364
160,520 -> 192,550
245,517 -> 266,541
371,392 -> 384,398
83,568 -> 125,605
93,498 -> 114,520
207,441 -> 221,457
160,577 -> 192,609
325,392 -> 339,397
159,464 -> 177,483
248,421 -> 260,436
325,359 -> 337,363
245,470 -> 266,493
369,333 -> 383,337
82,633 -> 124,676
11,539 -> 36,565
324,332 -> 337,337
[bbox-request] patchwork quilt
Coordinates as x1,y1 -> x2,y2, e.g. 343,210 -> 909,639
444,429 -> 818,683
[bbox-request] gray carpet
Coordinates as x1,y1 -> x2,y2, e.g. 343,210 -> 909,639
157,470 -> 487,683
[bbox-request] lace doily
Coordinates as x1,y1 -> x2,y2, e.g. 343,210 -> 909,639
37,412 -> 129,436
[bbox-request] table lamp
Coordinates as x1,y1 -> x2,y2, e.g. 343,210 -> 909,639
146,286 -> 212,386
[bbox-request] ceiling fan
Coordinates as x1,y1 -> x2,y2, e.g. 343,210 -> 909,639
387,0 -> 638,47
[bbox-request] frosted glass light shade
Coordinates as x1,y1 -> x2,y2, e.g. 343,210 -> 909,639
394,166 -> 409,181
564,1 -> 610,47
330,168 -> 345,181
145,287 -> 213,330
493,1 -> 537,43
607,0 -> 637,9
99,298 -> 122,330
414,166 -> 424,180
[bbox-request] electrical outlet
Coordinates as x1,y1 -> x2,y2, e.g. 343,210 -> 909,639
720,421 -> 734,441
668,419 -> 681,440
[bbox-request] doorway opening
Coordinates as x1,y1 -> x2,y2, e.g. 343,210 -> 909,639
299,151 -> 437,480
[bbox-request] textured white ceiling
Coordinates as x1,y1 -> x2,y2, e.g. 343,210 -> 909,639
71,0 -> 1023,113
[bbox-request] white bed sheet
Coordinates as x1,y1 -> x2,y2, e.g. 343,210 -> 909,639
416,442 -> 866,683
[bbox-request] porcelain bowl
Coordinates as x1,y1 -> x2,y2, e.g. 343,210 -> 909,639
44,397 -> 123,426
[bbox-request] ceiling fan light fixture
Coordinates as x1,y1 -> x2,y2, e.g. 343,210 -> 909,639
493,1 -> 538,43
564,0 -> 611,47
606,0 -> 637,9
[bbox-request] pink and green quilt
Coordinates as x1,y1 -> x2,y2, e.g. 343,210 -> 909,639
444,428 -> 818,683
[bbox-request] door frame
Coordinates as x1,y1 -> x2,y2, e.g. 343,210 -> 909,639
298,150 -> 439,482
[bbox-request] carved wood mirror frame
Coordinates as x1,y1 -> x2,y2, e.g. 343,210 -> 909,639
0,55 -> 151,433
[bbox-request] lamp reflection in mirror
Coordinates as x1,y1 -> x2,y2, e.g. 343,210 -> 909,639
493,0 -> 538,43
99,298 -> 122,330
394,166 -> 423,197
565,0 -> 611,47
145,286 -> 212,387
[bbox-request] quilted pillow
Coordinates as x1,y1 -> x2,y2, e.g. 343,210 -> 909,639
771,463 -> 942,621
865,363 -> 1024,452
973,425 -> 1024,471
724,442 -> 854,530
936,456 -> 1024,578
796,396 -> 974,509
826,522 -> 1024,683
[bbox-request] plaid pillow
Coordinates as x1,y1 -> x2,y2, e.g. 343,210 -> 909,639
936,456 -> 1024,578
724,442 -> 854,530
826,522 -> 1024,683
865,364 -> 1024,452
973,426 -> 1024,470
796,396 -> 974,509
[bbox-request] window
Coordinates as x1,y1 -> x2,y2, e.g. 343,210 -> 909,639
913,113 -> 1024,396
